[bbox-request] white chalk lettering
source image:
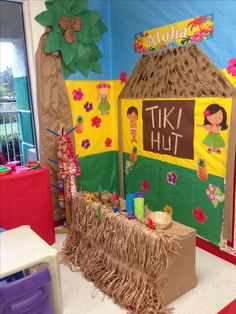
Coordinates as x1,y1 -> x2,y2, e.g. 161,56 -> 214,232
176,108 -> 182,129
162,134 -> 171,151
171,132 -> 183,155
145,105 -> 159,128
151,131 -> 160,150
163,107 -> 175,129
158,108 -> 161,128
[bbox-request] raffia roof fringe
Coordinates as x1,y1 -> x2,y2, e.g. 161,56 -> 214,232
119,45 -> 234,99
60,192 -> 180,313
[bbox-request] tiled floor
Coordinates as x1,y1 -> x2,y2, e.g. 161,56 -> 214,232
54,234 -> 236,314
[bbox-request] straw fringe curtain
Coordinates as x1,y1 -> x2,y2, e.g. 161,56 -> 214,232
60,193 -> 181,313
36,32 -> 74,221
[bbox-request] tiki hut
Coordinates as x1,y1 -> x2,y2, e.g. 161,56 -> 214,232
118,44 -> 236,246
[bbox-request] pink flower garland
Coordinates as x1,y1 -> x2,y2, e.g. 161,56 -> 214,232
57,134 -> 80,202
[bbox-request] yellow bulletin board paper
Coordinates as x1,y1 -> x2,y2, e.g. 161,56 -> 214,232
66,80 -> 123,157
121,97 -> 232,178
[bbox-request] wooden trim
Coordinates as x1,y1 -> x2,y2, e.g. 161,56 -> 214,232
118,97 -> 124,197
223,92 -> 236,241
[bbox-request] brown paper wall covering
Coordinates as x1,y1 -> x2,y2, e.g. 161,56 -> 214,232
36,33 -> 74,221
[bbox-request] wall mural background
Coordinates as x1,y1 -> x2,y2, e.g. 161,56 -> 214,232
62,0 -> 236,252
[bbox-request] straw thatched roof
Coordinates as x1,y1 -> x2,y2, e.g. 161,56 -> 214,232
119,44 -> 234,98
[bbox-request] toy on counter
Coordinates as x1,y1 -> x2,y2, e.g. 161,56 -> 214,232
0,166 -> 11,176
147,218 -> 156,230
126,212 -> 137,220
134,196 -> 144,220
126,193 -> 135,213
148,211 -> 172,229
110,192 -> 120,208
27,161 -> 41,170
100,191 -> 111,204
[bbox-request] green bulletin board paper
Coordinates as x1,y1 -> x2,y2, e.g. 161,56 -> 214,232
124,153 -> 224,246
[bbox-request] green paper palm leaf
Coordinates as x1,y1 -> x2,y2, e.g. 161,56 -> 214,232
77,44 -> 102,64
45,31 -> 61,53
79,11 -> 102,28
61,39 -> 77,66
35,0 -> 108,77
35,10 -> 53,27
91,21 -> 108,42
70,0 -> 88,15
91,60 -> 102,74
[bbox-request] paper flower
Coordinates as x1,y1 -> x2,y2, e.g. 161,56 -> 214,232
208,184 -> 216,193
105,137 -> 112,147
206,184 -> 224,208
201,20 -> 214,34
91,116 -> 101,128
167,171 -> 177,185
35,0 -> 108,77
72,88 -> 84,101
141,180 -> 150,192
81,139 -> 90,149
208,193 -> 215,201
190,31 -> 205,42
119,72 -> 127,84
226,58 -> 236,77
204,109 -> 210,117
57,133 -> 80,203
84,102 -> 93,112
164,205 -> 173,216
193,208 -> 208,224
110,192 -> 119,202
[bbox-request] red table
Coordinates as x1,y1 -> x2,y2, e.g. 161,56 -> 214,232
0,166 -> 55,244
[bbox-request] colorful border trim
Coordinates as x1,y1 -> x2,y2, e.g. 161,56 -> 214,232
196,237 -> 236,265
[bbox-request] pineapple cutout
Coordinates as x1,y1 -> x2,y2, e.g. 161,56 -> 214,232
197,159 -> 208,181
75,115 -> 84,134
125,147 -> 138,176
130,146 -> 138,163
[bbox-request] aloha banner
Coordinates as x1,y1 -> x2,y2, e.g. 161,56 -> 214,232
134,14 -> 214,53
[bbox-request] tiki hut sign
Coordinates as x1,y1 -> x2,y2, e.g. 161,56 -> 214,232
142,100 -> 194,159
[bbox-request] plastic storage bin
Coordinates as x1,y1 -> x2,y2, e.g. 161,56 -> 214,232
0,226 -> 62,314
0,268 -> 53,314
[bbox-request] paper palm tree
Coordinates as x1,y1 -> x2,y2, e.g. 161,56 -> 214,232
35,0 -> 108,77
188,16 -> 207,31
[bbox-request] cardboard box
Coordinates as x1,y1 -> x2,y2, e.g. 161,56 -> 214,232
164,221 -> 197,304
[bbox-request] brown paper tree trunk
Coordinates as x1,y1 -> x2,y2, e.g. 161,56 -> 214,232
36,32 -> 74,221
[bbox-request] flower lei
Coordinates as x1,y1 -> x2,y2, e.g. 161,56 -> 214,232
57,134 -> 80,208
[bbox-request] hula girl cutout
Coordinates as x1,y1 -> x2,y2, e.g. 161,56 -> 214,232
96,83 -> 111,115
127,106 -> 138,142
198,104 -> 228,154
